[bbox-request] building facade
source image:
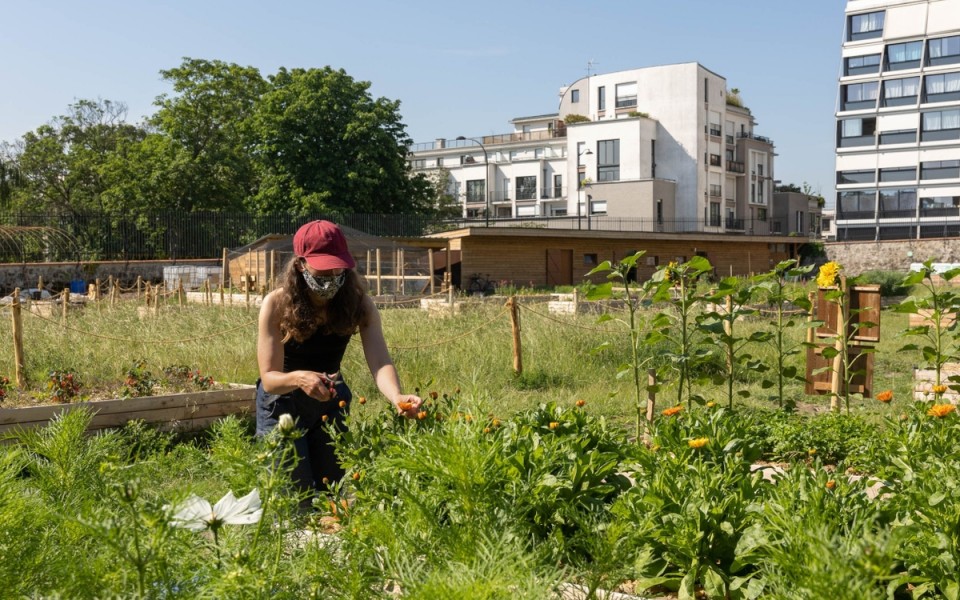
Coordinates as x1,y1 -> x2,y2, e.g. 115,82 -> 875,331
410,63 -> 791,235
836,0 -> 960,241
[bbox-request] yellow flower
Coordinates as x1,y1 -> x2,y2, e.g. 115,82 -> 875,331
927,403 -> 957,418
876,390 -> 893,403
662,405 -> 684,417
808,448 -> 817,456
825,480 -> 836,490
688,437 -> 709,449
817,261 -> 841,288
932,384 -> 948,395
706,401 -> 717,408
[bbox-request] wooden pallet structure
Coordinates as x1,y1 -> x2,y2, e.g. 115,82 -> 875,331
805,277 -> 881,409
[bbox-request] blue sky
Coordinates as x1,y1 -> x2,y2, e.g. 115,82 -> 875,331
0,0 -> 847,204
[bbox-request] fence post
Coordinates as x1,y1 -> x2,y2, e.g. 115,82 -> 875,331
11,288 -> 25,388
37,275 -> 44,292
94,278 -> 101,301
154,284 -> 161,315
376,248 -> 382,296
829,276 -> 848,412
428,249 -> 435,295
448,278 -> 455,317
508,296 -> 522,375
136,275 -> 143,300
62,287 -> 69,324
178,279 -> 185,308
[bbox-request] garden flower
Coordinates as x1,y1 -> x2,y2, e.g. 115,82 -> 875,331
817,261 -> 841,288
576,399 -> 586,407
662,405 -> 684,417
826,480 -> 836,490
876,390 -> 893,403
549,421 -> 559,429
688,437 -> 708,449
169,489 -> 262,532
277,413 -> 295,433
706,401 -> 717,408
927,403 -> 957,418
932,384 -> 948,395
808,448 -> 817,456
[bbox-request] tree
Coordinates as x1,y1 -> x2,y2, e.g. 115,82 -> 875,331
150,58 -> 268,211
249,66 -> 431,215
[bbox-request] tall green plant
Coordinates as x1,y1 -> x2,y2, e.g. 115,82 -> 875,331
649,257 -> 714,408
894,260 -> 960,388
752,260 -> 813,410
586,251 -> 665,440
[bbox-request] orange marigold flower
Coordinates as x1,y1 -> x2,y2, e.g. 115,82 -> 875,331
491,418 -> 501,427
927,403 -> 957,418
662,405 -> 684,417
576,399 -> 586,408
688,437 -> 708,449
429,391 -> 438,400
826,480 -> 836,490
358,396 -> 366,405
933,384 -> 948,395
876,390 -> 893,403
417,411 -> 428,420
548,421 -> 559,430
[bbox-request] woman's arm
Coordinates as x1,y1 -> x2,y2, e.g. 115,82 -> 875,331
257,290 -> 337,401
359,295 -> 422,416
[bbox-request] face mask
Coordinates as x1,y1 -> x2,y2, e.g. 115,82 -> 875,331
302,270 -> 346,299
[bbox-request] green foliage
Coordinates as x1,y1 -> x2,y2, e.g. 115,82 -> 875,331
764,412 -> 877,465
859,269 -> 912,297
563,114 -> 590,124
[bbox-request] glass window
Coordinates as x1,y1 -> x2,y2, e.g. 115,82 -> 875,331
924,72 -> 960,101
886,42 -> 923,70
921,196 -> 960,211
849,11 -> 884,41
846,54 -> 882,76
615,83 -> 637,109
839,190 -> 877,217
843,82 -> 879,109
516,176 -> 537,200
839,117 -> 877,147
923,108 -> 960,130
571,89 -> 580,103
466,180 -> 485,203
597,139 -> 620,182
598,86 -> 606,111
879,188 -> 917,215
837,170 -> 876,184
879,167 -> 917,182
883,77 -> 920,103
928,36 -> 960,65
920,160 -> 960,179
577,142 -> 586,166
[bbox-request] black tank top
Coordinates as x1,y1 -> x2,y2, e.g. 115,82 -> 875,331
283,328 -> 353,374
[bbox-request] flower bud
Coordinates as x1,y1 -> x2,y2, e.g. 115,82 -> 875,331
278,413 -> 295,433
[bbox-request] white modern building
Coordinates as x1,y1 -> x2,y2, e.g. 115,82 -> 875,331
410,63 -> 791,235
836,0 -> 960,240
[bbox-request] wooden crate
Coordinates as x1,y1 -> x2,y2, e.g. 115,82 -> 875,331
913,365 -> 960,404
908,309 -> 958,329
805,344 -> 874,398
0,385 -> 256,439
815,285 -> 881,343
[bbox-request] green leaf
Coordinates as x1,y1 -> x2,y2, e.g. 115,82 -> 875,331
929,491 -> 946,506
585,282 -> 613,301
585,261 -> 613,276
703,567 -> 726,599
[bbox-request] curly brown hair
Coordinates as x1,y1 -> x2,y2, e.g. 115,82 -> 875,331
275,256 -> 369,342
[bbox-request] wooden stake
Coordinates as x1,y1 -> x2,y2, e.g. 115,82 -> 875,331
508,296 -> 522,374
428,248 -> 435,294
11,288 -> 25,388
376,248 -> 382,296
645,369 -> 657,424
399,249 -> 406,296
136,275 -> 143,300
94,278 -> 101,301
269,249 -> 276,290
62,287 -> 69,324
829,276 -> 848,412
178,279 -> 184,307
725,294 -> 734,377
37,275 -> 44,292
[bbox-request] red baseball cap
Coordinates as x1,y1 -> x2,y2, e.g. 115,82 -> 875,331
293,220 -> 356,271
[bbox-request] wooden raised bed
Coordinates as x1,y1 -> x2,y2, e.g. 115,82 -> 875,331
0,384 -> 256,438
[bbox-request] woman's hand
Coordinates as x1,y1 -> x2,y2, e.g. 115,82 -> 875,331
392,394 -> 423,418
297,370 -> 339,401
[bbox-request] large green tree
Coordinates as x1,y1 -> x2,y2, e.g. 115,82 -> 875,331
249,66 -> 431,215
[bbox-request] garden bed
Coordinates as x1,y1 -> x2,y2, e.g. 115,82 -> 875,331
0,384 -> 255,439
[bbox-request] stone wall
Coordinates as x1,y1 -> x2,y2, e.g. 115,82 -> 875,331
0,258 -> 219,294
825,239 -> 960,275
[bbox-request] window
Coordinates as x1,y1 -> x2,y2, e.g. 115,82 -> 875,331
709,203 -> 721,227
883,77 -> 919,106
465,180 -> 485,203
878,167 -> 917,182
466,208 -> 483,218
516,176 -> 537,200
583,253 -> 598,267
597,139 -> 620,182
843,82 -> 879,110
553,174 -> 563,197
879,188 -> 917,217
577,142 -> 586,166
837,170 -> 876,184
924,72 -> 960,103
928,36 -> 960,66
757,208 -> 767,222
922,108 -> 960,141
845,54 -> 882,76
838,117 -> 876,147
598,86 -> 606,111
849,11 -> 884,41
921,195 -> 960,216
838,190 -> 876,217
709,154 -> 721,166
615,83 -> 637,109
879,129 -> 917,144
920,160 -> 960,179
885,41 -> 923,71
590,200 -> 607,215
571,89 -> 580,103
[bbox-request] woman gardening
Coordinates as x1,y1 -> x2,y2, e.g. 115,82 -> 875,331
256,220 -> 422,506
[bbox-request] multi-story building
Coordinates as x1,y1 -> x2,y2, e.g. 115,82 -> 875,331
836,0 -> 960,241
410,62 -> 786,235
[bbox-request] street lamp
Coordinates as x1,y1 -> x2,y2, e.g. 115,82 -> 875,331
456,136 -> 490,227
577,148 -> 593,230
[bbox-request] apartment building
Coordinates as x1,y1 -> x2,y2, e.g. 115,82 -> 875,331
836,0 -> 960,240
410,63 -> 788,235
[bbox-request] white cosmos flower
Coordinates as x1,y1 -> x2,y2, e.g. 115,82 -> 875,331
170,489 -> 262,532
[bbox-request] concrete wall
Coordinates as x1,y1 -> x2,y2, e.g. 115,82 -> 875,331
825,238 -> 960,274
0,258 -> 220,295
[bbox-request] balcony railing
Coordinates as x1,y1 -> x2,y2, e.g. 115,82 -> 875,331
726,160 -> 745,174
709,127 -> 722,137
709,184 -> 722,197
438,215 -> 794,236
736,132 -> 774,145
408,127 -> 567,152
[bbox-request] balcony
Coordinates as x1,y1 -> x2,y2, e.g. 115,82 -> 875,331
709,127 -> 722,137
726,160 -> 745,174
709,154 -> 722,167
709,184 -> 722,197
736,132 -> 774,145
725,218 -> 745,230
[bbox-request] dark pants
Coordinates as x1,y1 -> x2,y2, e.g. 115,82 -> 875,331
255,379 -> 351,494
